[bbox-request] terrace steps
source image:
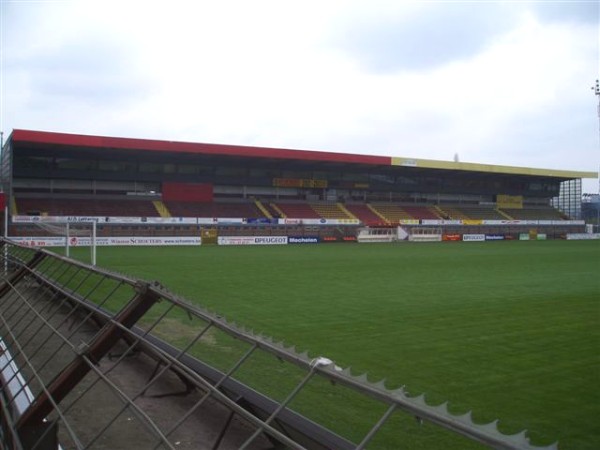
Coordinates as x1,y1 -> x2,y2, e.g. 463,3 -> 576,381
432,205 -> 446,218
153,200 -> 171,218
310,203 -> 352,219
254,199 -> 273,219
270,203 -> 286,218
366,204 -> 390,224
370,204 -> 412,223
439,206 -> 470,220
337,203 -> 357,220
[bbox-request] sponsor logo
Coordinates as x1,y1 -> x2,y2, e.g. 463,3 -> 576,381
443,234 -> 461,241
288,237 -> 319,244
399,219 -> 419,225
462,234 -> 485,242
66,216 -> 99,223
218,236 -> 288,245
485,234 -> 505,241
254,237 -> 288,244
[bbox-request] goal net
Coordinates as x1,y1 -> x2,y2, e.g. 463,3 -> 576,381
33,221 -> 98,265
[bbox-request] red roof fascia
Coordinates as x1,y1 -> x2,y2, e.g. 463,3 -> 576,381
10,129 -> 391,166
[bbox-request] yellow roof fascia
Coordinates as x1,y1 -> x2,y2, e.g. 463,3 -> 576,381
391,157 -> 597,179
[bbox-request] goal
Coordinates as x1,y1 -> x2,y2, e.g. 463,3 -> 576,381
32,221 -> 98,265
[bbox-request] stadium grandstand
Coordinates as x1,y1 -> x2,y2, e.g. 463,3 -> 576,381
0,129 -> 596,243
0,129 -> 597,450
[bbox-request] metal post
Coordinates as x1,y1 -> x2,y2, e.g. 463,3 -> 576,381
65,222 -> 70,258
0,250 -> 47,298
91,221 -> 96,266
355,404 -> 397,450
239,368 -> 316,449
3,206 -> 7,275
15,281 -> 161,431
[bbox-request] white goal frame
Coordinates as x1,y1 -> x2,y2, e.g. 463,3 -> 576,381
33,221 -> 97,265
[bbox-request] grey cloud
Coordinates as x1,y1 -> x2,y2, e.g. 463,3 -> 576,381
330,3 -> 517,73
3,0 -> 156,111
472,99 -> 598,174
6,38 -> 151,109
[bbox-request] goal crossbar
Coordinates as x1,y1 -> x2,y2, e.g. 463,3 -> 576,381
33,221 -> 97,265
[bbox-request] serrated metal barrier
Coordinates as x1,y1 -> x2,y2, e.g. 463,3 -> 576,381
0,238 -> 557,449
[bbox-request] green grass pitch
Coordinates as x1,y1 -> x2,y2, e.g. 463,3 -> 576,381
70,240 -> 599,449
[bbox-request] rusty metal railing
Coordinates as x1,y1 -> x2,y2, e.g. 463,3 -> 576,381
0,239 -> 557,449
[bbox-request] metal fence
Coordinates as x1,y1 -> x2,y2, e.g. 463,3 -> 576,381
0,239 -> 557,449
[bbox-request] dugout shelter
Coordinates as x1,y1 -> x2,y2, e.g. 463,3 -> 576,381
1,129 -> 596,241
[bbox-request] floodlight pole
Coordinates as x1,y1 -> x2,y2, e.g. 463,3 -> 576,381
594,80 -> 600,193
91,221 -> 96,266
594,80 -> 600,228
1,131 -> 5,239
1,131 -> 6,275
65,222 -> 70,257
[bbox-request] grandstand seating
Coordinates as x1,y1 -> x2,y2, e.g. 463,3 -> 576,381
369,204 -> 413,223
437,206 -> 470,220
439,205 -> 508,220
401,205 -> 441,220
253,199 -> 273,219
466,206 -> 508,220
310,203 -> 353,220
345,204 -> 388,226
501,206 -> 566,220
15,197 -> 160,217
13,196 -> 570,223
273,202 -> 321,219
164,201 -> 265,218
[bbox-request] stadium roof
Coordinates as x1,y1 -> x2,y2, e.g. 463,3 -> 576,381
9,129 -> 597,180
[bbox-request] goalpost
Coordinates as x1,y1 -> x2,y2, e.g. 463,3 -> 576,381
33,221 -> 97,265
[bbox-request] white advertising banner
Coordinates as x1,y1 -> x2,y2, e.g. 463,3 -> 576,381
11,215 -> 586,227
278,218 -> 360,226
462,234 -> 485,242
216,218 -> 247,225
11,215 -> 198,224
566,233 -> 600,240
421,219 -> 463,225
218,236 -> 288,246
12,216 -> 102,223
9,237 -> 66,247
281,218 -> 303,225
482,220 -> 521,225
143,217 -> 197,224
9,236 -> 201,247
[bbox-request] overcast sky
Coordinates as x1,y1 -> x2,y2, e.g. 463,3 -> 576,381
1,0 -> 599,192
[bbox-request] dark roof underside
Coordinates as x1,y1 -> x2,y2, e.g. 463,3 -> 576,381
9,129 -> 596,181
